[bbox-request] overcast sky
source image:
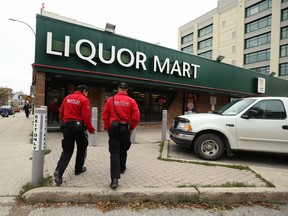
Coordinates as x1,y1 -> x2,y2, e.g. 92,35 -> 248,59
0,0 -> 218,94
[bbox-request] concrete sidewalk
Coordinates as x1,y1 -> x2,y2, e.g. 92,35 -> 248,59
22,119 -> 288,204
0,112 -> 33,197
1,113 -> 287,204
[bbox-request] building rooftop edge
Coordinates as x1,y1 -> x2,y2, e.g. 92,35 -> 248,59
40,10 -> 104,31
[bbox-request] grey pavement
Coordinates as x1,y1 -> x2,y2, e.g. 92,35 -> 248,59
0,113 -> 33,197
1,113 -> 288,204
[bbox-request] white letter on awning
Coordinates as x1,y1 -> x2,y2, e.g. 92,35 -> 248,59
75,39 -> 97,65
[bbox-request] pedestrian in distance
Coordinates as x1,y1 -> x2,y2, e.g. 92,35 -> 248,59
102,82 -> 140,189
51,101 -> 60,123
23,102 -> 31,118
53,84 -> 96,186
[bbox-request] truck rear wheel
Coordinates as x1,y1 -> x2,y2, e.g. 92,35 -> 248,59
194,133 -> 225,160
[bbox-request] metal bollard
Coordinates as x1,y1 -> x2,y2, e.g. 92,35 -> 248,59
31,108 -> 47,185
130,128 -> 136,144
90,107 -> 97,147
161,110 -> 167,141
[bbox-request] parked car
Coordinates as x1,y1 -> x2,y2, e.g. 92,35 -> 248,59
0,105 -> 15,116
169,97 -> 288,160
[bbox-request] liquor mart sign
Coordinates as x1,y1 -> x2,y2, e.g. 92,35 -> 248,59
46,32 -> 200,79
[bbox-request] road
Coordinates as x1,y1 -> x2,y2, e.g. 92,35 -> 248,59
3,201 -> 288,215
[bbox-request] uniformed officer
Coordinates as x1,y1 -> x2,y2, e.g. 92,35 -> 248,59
54,84 -> 96,186
102,82 -> 140,189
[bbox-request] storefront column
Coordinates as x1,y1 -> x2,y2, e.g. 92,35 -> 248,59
35,71 -> 46,109
88,86 -> 105,132
167,91 -> 183,127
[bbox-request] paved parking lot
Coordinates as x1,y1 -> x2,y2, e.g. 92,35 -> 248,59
167,142 -> 288,188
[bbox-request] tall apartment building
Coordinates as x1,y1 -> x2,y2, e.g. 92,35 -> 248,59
178,0 -> 288,80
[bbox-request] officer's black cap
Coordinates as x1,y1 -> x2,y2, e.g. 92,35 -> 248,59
77,84 -> 88,92
118,82 -> 128,89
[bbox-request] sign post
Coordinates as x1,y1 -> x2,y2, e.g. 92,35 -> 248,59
31,108 -> 47,185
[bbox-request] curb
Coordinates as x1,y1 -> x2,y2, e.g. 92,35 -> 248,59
22,187 -> 288,204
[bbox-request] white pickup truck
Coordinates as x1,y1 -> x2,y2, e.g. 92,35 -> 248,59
169,97 -> 288,160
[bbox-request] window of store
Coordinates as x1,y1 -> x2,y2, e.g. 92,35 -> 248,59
133,91 -> 173,122
183,93 -> 197,114
45,85 -> 66,125
106,87 -> 175,122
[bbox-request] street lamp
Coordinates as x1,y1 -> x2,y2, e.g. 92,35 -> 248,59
9,18 -> 36,37
9,18 -> 36,114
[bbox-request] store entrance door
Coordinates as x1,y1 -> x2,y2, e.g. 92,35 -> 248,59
46,86 -> 66,127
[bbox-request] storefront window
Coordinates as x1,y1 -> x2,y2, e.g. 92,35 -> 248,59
136,92 -> 169,122
46,85 -> 66,125
106,88 -> 174,122
183,93 -> 197,114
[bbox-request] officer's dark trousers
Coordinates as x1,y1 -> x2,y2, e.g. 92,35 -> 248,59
55,128 -> 88,176
108,125 -> 131,180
